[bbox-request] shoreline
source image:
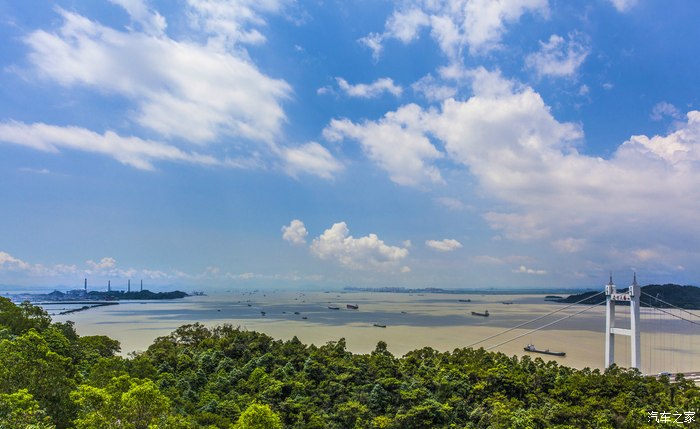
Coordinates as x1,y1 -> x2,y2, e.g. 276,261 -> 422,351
51,290 -> 700,375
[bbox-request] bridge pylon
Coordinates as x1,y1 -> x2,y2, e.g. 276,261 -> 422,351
605,273 -> 641,370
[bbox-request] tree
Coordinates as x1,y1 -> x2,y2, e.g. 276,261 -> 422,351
235,403 -> 282,429
0,330 -> 76,428
0,389 -> 55,429
71,375 -> 172,429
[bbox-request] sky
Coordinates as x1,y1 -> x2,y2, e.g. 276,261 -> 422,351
1,0 -> 700,291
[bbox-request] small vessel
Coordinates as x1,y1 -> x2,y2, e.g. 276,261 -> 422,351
459,299 -> 471,303
346,304 -> 359,310
302,316 -> 308,320
471,310 -> 489,317
373,323 -> 386,328
524,343 -> 565,357
260,311 -> 266,316
294,311 -> 300,315
502,301 -> 514,305
328,306 -> 340,310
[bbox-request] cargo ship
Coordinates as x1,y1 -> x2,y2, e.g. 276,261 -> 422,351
524,343 -> 565,357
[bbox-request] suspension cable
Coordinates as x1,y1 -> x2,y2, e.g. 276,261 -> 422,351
486,301 -> 601,351
641,291 -> 700,321
466,291 -> 605,349
640,298 -> 700,326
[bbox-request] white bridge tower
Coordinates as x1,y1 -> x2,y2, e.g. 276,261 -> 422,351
605,273 -> 641,369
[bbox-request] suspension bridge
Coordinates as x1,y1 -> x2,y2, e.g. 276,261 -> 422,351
467,274 -> 700,379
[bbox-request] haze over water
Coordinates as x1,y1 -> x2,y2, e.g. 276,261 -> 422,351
50,290 -> 700,376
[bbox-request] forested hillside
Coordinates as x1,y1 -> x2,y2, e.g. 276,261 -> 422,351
0,296 -> 698,428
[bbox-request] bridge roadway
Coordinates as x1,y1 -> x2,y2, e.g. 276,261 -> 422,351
651,371 -> 700,384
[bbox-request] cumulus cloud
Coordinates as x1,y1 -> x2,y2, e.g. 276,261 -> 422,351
336,77 -> 403,98
282,142 -> 343,180
310,222 -> 409,271
329,67 -> 700,273
650,102 -> 682,121
282,219 -> 309,245
86,257 -> 117,271
323,104 -> 444,186
426,238 -> 463,252
24,8 -> 291,146
0,252 -> 32,271
0,251 -> 76,278
362,0 -> 549,58
515,265 -> 547,275
525,33 -> 590,78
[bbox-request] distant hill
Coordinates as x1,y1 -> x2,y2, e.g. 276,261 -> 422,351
557,284 -> 700,309
87,290 -> 189,300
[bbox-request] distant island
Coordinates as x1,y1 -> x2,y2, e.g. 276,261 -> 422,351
11,288 -> 189,303
556,283 -> 700,309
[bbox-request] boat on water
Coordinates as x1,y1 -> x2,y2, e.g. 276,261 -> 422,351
373,323 -> 387,328
459,299 -> 471,303
523,343 -> 565,357
346,304 -> 359,310
501,301 -> 514,305
471,310 -> 489,317
328,306 -> 340,310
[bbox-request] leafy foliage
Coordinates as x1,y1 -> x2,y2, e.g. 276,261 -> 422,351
0,299 -> 698,428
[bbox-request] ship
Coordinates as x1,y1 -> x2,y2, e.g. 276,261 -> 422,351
523,343 -> 565,357
346,304 -> 359,309
471,310 -> 489,317
458,299 -> 471,303
328,306 -> 340,310
373,323 -> 387,328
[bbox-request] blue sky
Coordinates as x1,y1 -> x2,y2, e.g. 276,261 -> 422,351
1,0 -> 700,291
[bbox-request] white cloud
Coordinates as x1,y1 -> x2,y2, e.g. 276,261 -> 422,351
364,0 -> 549,58
323,104 -> 444,186
411,74 -> 458,102
185,0 -> 292,48
0,252 -> 32,271
310,222 -> 409,271
525,33 -> 590,78
515,265 -> 547,275
282,219 -> 309,245
426,238 -> 463,252
334,67 -> 700,274
108,0 -> 166,36
336,77 -> 403,98
87,257 -> 117,271
609,0 -> 638,13
436,197 -> 468,211
552,237 -> 586,253
0,121 -> 235,171
650,102 -> 682,121
282,142 -> 343,180
24,8 -> 291,145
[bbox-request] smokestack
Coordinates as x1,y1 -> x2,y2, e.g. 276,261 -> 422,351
108,280 -> 111,292
84,278 -> 87,292
128,279 -> 131,293
140,279 -> 143,292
